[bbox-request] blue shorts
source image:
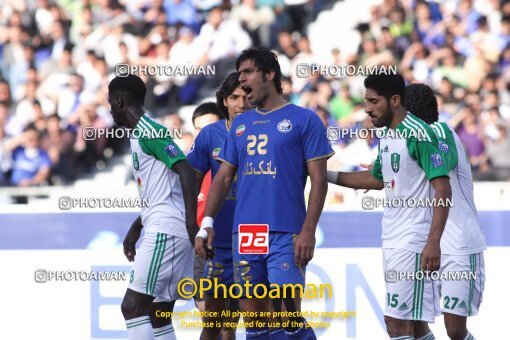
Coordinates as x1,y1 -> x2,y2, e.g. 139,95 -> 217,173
202,246 -> 235,296
232,232 -> 306,296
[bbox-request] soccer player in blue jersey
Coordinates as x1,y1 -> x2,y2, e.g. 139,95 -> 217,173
188,71 -> 249,340
195,48 -> 334,340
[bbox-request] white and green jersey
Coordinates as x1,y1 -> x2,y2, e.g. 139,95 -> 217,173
371,113 -> 450,252
430,121 -> 487,255
130,114 -> 188,238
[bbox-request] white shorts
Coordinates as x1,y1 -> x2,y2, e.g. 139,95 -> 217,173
383,248 -> 441,323
440,252 -> 485,317
128,231 -> 194,302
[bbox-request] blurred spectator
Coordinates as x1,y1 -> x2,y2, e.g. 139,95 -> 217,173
276,31 -> 298,60
485,122 -> 510,180
57,73 -> 94,123
40,114 -> 76,184
8,125 -> 51,186
72,104 -> 109,173
329,84 -> 355,124
231,0 -> 276,48
284,0 -> 309,34
194,7 -> 251,66
291,35 -> 316,92
163,0 -> 200,31
451,106 -> 490,174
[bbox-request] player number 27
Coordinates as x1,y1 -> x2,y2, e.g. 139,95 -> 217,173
247,134 -> 268,155
444,296 -> 459,309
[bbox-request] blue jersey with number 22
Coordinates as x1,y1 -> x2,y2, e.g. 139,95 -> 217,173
218,103 -> 334,235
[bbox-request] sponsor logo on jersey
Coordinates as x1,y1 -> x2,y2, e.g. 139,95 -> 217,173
383,178 -> 396,191
190,143 -> 195,152
439,140 -> 449,153
457,300 -> 467,309
383,145 -> 389,153
136,176 -> 142,190
431,153 -> 444,168
277,119 -> 292,133
391,153 -> 400,173
132,152 -> 139,170
236,125 -> 246,136
212,147 -> 221,159
165,144 -> 180,158
281,263 -> 290,271
238,224 -> 269,254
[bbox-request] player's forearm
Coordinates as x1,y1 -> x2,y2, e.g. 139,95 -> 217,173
203,172 -> 233,219
177,164 -> 198,227
131,216 -> 143,231
327,171 -> 384,190
303,173 -> 328,233
195,170 -> 205,196
428,179 -> 452,243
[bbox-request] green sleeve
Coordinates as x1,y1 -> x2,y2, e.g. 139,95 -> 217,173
406,129 -> 450,180
436,122 -> 458,172
139,137 -> 186,170
370,144 -> 383,181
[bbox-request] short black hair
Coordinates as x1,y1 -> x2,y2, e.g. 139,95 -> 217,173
192,102 -> 223,126
108,74 -> 146,105
24,123 -> 38,133
236,48 -> 283,95
405,83 -> 438,124
216,72 -> 241,119
364,73 -> 406,106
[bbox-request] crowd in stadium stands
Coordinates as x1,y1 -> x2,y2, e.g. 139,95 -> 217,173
0,0 -> 509,187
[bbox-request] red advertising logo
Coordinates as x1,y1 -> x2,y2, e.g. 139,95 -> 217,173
238,224 -> 269,254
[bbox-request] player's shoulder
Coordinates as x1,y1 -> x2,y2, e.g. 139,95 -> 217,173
401,113 -> 436,143
430,121 -> 455,140
200,119 -> 226,136
285,103 -> 317,118
138,114 -> 167,132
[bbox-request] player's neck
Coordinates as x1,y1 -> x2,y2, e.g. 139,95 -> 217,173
257,94 -> 287,112
389,108 -> 407,130
125,108 -> 145,129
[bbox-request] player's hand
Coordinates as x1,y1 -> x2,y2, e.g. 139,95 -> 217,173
195,228 -> 215,260
123,227 -> 141,262
360,163 -> 373,193
421,241 -> 441,272
294,228 -> 315,267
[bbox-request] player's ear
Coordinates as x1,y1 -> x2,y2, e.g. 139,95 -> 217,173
264,70 -> 275,82
117,95 -> 124,108
391,94 -> 401,108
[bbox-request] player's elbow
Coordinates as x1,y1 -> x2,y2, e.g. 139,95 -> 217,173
432,176 -> 452,199
221,172 -> 234,188
176,162 -> 197,188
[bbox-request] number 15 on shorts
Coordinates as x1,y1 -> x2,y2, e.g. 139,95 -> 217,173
238,224 -> 269,254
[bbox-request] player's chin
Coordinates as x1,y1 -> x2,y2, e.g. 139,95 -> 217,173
370,117 -> 383,128
247,95 -> 259,106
